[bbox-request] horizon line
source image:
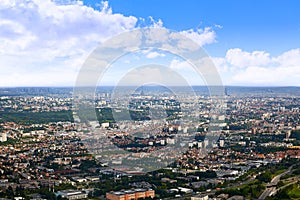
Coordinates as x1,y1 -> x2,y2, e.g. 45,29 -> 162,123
0,85 -> 300,88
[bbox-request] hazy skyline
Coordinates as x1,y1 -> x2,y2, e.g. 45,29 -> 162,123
1,0 -> 300,86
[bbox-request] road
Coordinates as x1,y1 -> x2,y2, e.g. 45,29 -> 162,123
173,165 -> 295,200
259,187 -> 276,200
258,165 -> 294,200
270,175 -> 300,197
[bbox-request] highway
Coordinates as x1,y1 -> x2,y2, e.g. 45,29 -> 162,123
270,175 -> 300,197
258,165 -> 294,200
172,165 -> 295,200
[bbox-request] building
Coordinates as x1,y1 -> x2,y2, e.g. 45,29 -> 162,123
56,190 -> 88,200
286,130 -> 292,139
106,188 -> 155,200
71,177 -> 87,183
177,187 -> 193,193
227,195 -> 244,200
218,135 -> 225,148
101,122 -> 110,128
0,132 -> 7,142
191,194 -> 209,200
219,139 -> 225,148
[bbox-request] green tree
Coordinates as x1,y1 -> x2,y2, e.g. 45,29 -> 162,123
257,172 -> 272,183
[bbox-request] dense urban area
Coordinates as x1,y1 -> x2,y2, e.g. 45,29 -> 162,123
0,87 -> 300,200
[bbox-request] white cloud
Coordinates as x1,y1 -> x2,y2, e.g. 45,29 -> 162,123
232,65 -> 300,86
273,49 -> 300,67
0,0 -> 138,57
7,1 -> 299,87
213,48 -> 300,86
0,0 -> 139,86
148,16 -> 163,28
180,27 -> 216,46
0,0 -> 219,86
225,48 -> 272,67
170,59 -> 192,70
212,57 -> 228,73
146,51 -> 165,59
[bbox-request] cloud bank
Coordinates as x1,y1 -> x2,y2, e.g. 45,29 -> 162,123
1,0 -> 298,86
215,48 -> 300,86
0,0 -> 217,86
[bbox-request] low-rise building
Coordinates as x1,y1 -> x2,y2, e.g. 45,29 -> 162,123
106,188 -> 155,200
56,190 -> 88,200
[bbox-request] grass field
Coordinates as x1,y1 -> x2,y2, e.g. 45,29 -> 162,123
288,183 -> 300,199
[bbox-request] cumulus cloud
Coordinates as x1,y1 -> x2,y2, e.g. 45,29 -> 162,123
0,0 -> 138,57
214,48 -> 300,86
0,0 -> 219,86
212,57 -> 228,73
273,49 -> 300,67
148,16 -> 164,28
180,27 -> 217,46
0,0 -> 138,86
225,48 -> 272,67
232,65 -> 300,86
7,1 -> 298,87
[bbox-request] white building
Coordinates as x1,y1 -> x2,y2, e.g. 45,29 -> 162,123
219,139 -> 225,148
191,195 -> 209,200
56,190 -> 88,200
166,138 -> 175,144
178,187 -> 193,193
0,132 -> 7,142
101,122 -> 110,128
203,139 -> 209,148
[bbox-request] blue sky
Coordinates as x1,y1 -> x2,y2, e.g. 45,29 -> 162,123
85,0 -> 300,56
0,0 -> 300,86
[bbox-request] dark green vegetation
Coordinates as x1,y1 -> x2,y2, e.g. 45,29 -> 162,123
0,186 -> 69,200
76,107 -> 151,123
0,107 -> 154,124
97,108 -> 181,123
291,130 -> 300,140
0,138 -> 18,146
266,163 -> 300,200
217,159 -> 299,199
267,182 -> 300,200
217,180 -> 265,199
0,111 -> 73,124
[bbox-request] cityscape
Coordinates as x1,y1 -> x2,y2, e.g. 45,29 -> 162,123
1,0 -> 300,200
0,87 -> 300,200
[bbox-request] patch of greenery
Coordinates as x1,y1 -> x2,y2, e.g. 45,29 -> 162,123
0,110 -> 73,124
267,182 -> 300,200
291,130 -> 300,140
0,138 -> 18,146
257,171 -> 272,183
217,180 -> 265,199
